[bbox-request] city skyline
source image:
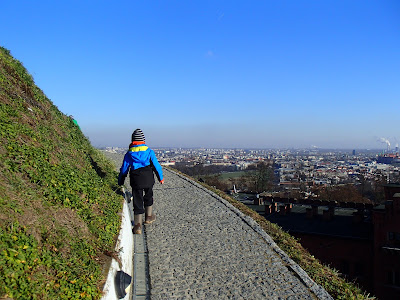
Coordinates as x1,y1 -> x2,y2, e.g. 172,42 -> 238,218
1,1 -> 399,149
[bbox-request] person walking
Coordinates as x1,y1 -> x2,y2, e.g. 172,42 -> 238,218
118,129 -> 164,234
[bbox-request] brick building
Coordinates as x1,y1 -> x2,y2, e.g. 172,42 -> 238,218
372,184 -> 400,299
248,184 -> 400,299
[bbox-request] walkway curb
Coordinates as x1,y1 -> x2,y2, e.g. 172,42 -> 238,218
101,189 -> 134,300
169,168 -> 333,300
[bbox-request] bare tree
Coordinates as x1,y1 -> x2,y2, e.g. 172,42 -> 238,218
249,162 -> 275,193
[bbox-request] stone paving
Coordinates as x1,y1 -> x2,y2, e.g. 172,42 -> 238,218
144,168 -> 332,299
104,152 -> 331,299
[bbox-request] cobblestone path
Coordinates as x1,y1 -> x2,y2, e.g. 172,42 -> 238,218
145,168 -> 331,299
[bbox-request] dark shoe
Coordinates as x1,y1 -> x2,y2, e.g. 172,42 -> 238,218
144,214 -> 156,225
133,224 -> 142,234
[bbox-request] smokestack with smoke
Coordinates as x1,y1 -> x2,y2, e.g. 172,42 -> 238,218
379,137 -> 391,152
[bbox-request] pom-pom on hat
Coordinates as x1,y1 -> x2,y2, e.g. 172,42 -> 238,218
131,129 -> 145,142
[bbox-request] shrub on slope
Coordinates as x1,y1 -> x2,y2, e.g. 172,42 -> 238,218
0,47 -> 122,299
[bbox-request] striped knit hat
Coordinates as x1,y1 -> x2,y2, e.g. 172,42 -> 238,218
131,129 -> 145,142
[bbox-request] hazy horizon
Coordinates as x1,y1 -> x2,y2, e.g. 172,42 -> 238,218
83,124 -> 398,151
97,144 -> 387,152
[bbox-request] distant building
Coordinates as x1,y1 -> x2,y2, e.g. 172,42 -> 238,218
160,161 -> 176,166
377,153 -> 400,164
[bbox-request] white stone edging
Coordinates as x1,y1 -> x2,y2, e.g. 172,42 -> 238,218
101,195 -> 134,300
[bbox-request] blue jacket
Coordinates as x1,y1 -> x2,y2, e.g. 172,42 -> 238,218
118,143 -> 163,188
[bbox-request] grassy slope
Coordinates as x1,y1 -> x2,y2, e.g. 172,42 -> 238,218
171,167 -> 374,300
0,47 -> 123,299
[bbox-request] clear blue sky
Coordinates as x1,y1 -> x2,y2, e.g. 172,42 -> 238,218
1,0 -> 399,149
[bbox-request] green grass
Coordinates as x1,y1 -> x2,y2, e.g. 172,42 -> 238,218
0,46 -> 123,299
193,170 -> 252,180
218,170 -> 252,179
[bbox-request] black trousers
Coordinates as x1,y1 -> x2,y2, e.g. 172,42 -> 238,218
132,186 -> 154,215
